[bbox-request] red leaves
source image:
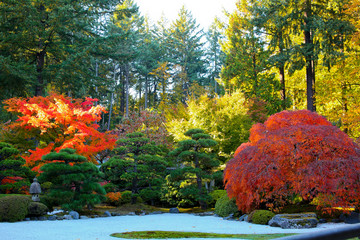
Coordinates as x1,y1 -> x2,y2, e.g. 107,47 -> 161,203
224,110 -> 360,213
4,93 -> 116,171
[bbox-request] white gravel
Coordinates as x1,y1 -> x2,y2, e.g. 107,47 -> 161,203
0,213 -> 348,240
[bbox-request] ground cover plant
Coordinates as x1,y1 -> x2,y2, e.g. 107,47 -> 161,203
224,110 -> 360,213
111,231 -> 296,239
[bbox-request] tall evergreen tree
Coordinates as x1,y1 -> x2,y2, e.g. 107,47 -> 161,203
0,0 -> 122,98
167,6 -> 207,103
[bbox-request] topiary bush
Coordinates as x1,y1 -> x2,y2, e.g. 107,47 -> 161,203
27,202 -> 48,217
0,195 -> 31,222
214,194 -> 239,217
249,210 -> 275,225
208,190 -> 227,207
120,191 -> 132,204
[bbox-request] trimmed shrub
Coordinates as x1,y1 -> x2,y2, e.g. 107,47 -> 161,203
208,190 -> 227,207
27,202 -> 48,217
120,191 -> 132,204
0,195 -> 31,222
214,194 -> 239,217
249,210 -> 275,225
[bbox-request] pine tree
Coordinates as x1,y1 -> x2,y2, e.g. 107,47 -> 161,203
38,148 -> 105,211
0,142 -> 33,194
167,6 -> 207,103
101,132 -> 168,204
169,129 -> 219,209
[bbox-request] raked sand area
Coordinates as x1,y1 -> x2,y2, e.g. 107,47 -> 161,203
0,213 -> 348,240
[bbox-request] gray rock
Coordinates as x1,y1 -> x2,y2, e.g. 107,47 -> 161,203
198,212 -> 214,216
223,213 -> 234,220
63,215 -> 73,220
80,216 -> 89,219
318,218 -> 327,224
48,215 -> 57,221
244,215 -> 249,222
238,214 -> 247,221
38,216 -> 47,221
269,213 -> 318,229
69,211 -> 79,220
128,212 -> 136,216
24,218 -> 31,221
104,211 -> 112,217
169,208 -> 180,213
342,212 -> 360,224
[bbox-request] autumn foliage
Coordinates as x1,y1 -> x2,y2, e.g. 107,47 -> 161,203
224,110 -> 360,213
3,93 -> 116,171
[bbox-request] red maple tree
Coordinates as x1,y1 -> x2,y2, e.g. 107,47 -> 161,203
224,110 -> 360,213
4,93 -> 116,172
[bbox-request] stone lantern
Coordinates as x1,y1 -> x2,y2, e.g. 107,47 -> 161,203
29,178 -> 41,202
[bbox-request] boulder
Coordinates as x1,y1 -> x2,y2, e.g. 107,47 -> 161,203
48,215 -> 57,221
269,213 -> 318,229
69,211 -> 79,220
238,214 -> 247,221
104,211 -> 112,217
169,208 -> 180,213
341,212 -> 360,224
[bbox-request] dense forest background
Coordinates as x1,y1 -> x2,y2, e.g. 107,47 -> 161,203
1,0 -> 360,144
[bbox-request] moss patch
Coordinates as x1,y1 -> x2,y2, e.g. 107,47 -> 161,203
111,231 -> 296,239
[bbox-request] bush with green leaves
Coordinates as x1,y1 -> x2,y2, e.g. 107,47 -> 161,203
0,195 -> 31,222
248,210 -> 275,225
27,202 -> 48,217
214,194 -> 239,217
38,148 -> 105,211
208,189 -> 227,207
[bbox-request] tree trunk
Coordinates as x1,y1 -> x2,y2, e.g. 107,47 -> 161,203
120,65 -> 125,115
145,74 -> 148,109
107,64 -> 116,131
279,34 -> 286,110
35,50 -> 45,96
304,0 -> 315,112
125,63 -> 129,118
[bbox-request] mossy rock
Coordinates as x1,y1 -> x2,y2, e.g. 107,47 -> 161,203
214,194 -> 239,217
249,210 -> 275,225
269,213 -> 318,229
0,195 -> 31,222
27,202 -> 48,217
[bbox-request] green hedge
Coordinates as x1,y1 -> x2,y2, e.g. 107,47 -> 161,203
0,195 -> 31,222
249,210 -> 275,225
214,194 -> 239,217
27,202 -> 48,217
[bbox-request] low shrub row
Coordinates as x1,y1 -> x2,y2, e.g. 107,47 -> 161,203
0,195 -> 48,222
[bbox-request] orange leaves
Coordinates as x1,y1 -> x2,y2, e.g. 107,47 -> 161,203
224,110 -> 360,213
4,93 -> 116,171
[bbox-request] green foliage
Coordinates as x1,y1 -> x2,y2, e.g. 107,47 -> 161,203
167,129 -> 219,209
214,194 -> 239,217
0,142 -> 33,194
38,148 -> 105,211
208,189 -> 227,207
27,202 -> 48,217
120,191 -> 133,205
0,195 -> 31,222
102,132 -> 167,205
249,210 -> 275,225
166,92 -> 254,161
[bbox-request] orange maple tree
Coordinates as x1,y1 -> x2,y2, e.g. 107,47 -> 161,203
224,110 -> 360,213
4,93 -> 116,172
